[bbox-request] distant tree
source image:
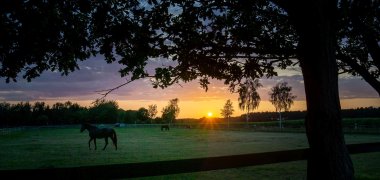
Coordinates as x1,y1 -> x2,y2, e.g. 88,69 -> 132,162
137,107 -> 149,123
124,110 -> 138,124
269,82 -> 296,128
50,102 -> 68,124
161,98 -> 180,124
89,100 -> 119,124
32,101 -> 47,112
32,102 -> 48,125
66,101 -> 85,124
52,102 -> 65,110
153,117 -> 163,124
221,99 -> 234,129
36,115 -> 49,126
0,102 -> 11,127
161,108 -> 175,124
147,104 -> 158,123
10,102 -> 32,126
74,108 -> 89,125
117,109 -> 127,123
238,78 -> 262,126
49,101 -> 85,124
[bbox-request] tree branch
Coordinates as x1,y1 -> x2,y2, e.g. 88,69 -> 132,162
351,0 -> 380,70
337,51 -> 380,96
94,79 -> 135,102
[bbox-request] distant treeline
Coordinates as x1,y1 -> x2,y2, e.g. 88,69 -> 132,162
1,100 -> 379,127
0,100 -> 166,127
184,107 -> 380,123
232,107 -> 380,122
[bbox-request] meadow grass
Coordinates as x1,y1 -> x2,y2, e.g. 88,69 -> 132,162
0,126 -> 379,179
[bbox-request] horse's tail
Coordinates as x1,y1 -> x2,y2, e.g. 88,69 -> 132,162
112,129 -> 117,150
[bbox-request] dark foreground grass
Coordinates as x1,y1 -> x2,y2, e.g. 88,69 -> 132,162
0,126 -> 379,179
135,152 -> 380,180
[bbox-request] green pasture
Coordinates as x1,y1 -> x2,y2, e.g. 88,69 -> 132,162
0,126 -> 380,179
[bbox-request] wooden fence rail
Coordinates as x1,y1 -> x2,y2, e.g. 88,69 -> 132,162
1,142 -> 380,179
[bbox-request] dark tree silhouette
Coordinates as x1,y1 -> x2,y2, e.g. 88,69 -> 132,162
147,104 -> 158,123
238,78 -> 262,125
221,99 -> 234,129
337,0 -> 380,95
161,98 -> 180,124
137,107 -> 149,123
89,100 -> 119,124
1,0 -> 379,179
269,82 -> 296,128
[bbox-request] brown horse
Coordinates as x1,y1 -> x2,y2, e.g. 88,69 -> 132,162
80,123 -> 117,150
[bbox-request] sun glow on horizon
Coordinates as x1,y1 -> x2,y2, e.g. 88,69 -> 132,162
11,98 -> 378,119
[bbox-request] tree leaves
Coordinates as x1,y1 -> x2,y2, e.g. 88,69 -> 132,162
1,0 -> 378,96
269,82 -> 296,113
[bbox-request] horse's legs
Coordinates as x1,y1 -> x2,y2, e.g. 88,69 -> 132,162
94,138 -> 97,150
112,137 -> 117,150
88,138 -> 92,150
103,137 -> 108,150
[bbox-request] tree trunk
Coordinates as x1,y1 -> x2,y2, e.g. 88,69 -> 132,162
287,0 -> 354,179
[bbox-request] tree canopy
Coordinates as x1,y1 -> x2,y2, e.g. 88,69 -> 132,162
1,0 -> 378,96
221,99 -> 234,119
238,78 -> 262,122
336,0 -> 380,94
269,82 -> 296,128
147,104 -> 158,120
269,82 -> 296,113
161,98 -> 180,123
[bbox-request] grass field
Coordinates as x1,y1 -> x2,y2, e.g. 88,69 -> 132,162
0,126 -> 380,179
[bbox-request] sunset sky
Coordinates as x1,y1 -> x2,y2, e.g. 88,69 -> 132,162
1,55 -> 379,119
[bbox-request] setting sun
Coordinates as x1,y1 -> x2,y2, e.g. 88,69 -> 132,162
207,112 -> 213,117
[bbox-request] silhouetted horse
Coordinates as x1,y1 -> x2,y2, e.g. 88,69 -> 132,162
161,125 -> 170,131
80,123 -> 117,150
